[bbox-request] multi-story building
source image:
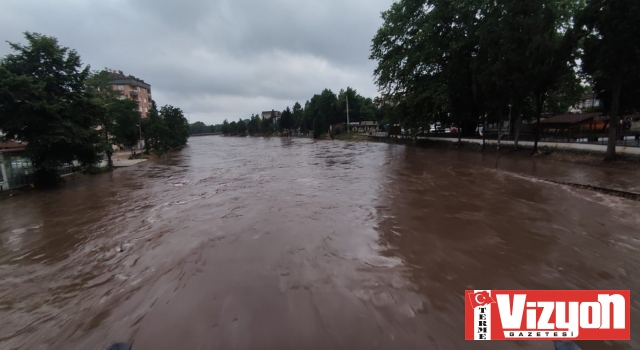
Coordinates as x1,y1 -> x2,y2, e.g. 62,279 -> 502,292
569,93 -> 602,114
109,71 -> 152,117
261,110 -> 281,127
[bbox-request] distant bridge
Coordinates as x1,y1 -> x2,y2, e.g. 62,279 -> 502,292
189,133 -> 222,137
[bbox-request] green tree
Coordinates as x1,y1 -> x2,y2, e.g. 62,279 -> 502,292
86,69 -> 122,167
143,100 -> 161,153
337,87 -> 362,122
280,107 -> 293,135
110,99 -> 142,153
161,105 -> 189,149
292,102 -> 303,131
579,0 -> 640,160
313,114 -> 326,139
371,0 -> 583,150
189,121 -> 208,135
237,118 -> 247,135
229,120 -> 237,135
302,99 -> 316,134
221,119 -> 230,135
371,0 -> 481,138
0,32 -> 102,185
318,89 -> 339,126
261,112 -> 273,135
247,114 -> 261,135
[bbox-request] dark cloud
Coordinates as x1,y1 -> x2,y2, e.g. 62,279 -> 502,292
0,0 -> 391,124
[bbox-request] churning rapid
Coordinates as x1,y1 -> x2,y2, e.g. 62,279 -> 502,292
0,136 -> 638,350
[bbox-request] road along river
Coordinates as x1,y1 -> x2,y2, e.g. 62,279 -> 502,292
1,136 -> 638,349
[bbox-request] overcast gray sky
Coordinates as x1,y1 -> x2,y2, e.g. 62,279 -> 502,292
0,0 -> 392,125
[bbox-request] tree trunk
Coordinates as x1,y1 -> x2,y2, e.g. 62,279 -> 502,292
495,111 -> 503,169
481,113 -> 487,150
514,104 -> 522,150
605,73 -> 622,161
104,129 -> 113,168
532,92 -> 546,154
144,134 -> 151,155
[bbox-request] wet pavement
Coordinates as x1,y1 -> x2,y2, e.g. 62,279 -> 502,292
0,136 -> 638,350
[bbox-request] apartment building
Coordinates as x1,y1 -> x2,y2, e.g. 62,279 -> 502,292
109,71 -> 152,117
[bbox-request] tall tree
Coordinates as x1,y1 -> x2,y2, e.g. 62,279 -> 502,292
579,0 -> 640,160
162,105 -> 189,148
292,102 -> 304,131
189,121 -> 208,135
86,69 -> 121,167
337,88 -> 362,123
221,119 -> 230,135
143,100 -> 161,152
0,32 -> 102,184
110,99 -> 142,153
371,0 -> 483,138
237,118 -> 247,135
313,114 -> 326,139
280,106 -> 293,135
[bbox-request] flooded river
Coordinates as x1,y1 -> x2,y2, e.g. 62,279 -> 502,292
1,136 -> 638,350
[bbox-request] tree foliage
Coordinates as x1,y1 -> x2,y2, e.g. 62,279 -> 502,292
236,118 -> 247,135
0,32 -> 102,184
370,0 -> 585,150
280,107 -> 293,133
110,99 -> 141,151
579,0 -> 640,159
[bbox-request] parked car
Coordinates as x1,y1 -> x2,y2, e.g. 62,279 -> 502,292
450,126 -> 458,133
444,128 -> 451,133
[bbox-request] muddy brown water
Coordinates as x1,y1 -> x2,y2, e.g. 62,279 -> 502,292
1,136 -> 638,350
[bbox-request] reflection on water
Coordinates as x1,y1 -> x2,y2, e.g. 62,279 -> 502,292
0,136 -> 638,350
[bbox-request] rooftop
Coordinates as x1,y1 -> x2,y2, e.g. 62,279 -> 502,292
0,141 -> 27,153
109,71 -> 151,89
540,113 -> 600,125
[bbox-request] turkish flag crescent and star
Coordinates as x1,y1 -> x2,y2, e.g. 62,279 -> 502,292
468,291 -> 496,308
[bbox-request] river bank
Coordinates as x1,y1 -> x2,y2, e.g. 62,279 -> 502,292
420,137 -> 640,169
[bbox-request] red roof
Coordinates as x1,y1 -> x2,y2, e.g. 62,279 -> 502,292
0,141 -> 27,152
540,113 -> 600,125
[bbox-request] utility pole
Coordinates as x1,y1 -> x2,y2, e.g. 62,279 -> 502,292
346,95 -> 350,134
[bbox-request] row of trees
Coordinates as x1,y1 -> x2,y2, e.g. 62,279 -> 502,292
211,87 -> 383,139
370,0 -> 640,159
0,32 -> 189,184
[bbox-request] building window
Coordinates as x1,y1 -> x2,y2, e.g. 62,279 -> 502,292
118,85 -> 124,91
139,106 -> 142,112
145,107 -> 148,112
143,98 -> 147,103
